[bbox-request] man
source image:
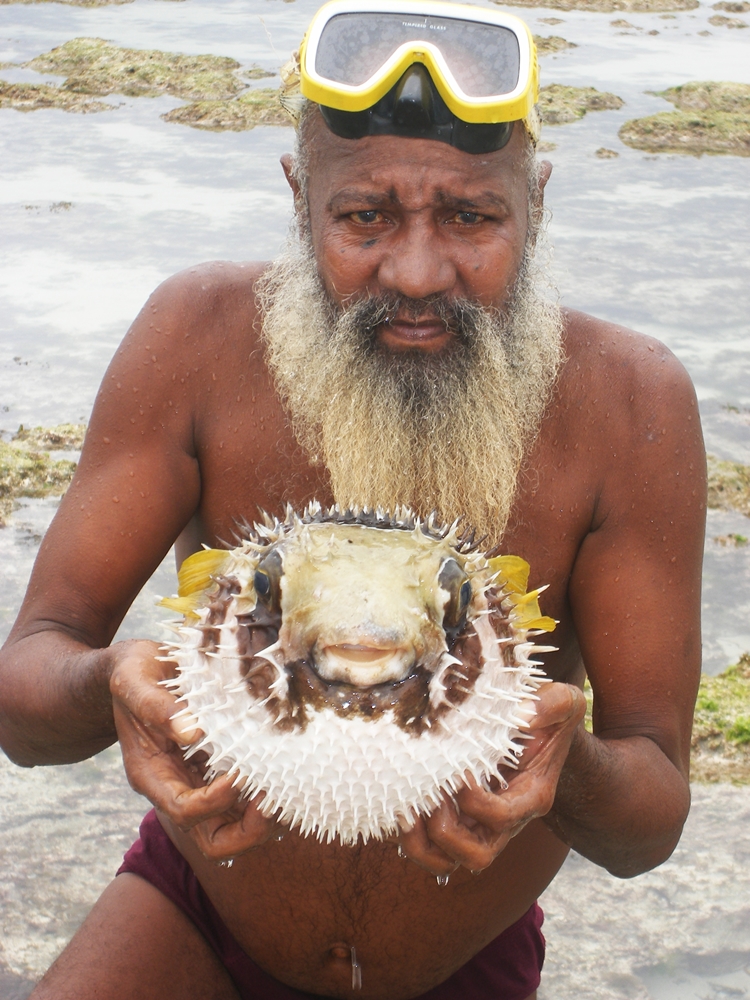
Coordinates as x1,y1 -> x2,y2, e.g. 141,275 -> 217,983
0,3 -> 705,998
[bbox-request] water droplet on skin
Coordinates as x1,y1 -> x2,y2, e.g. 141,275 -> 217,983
397,845 -> 405,858
273,831 -> 285,841
351,947 -> 362,990
436,874 -> 450,887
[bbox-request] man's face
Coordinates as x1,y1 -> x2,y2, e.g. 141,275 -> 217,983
263,120 -> 561,544
289,117 -> 539,355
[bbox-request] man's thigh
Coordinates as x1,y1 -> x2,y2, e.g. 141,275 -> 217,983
30,873 -> 240,1000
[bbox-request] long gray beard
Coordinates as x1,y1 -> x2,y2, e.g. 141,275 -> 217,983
256,231 -> 564,545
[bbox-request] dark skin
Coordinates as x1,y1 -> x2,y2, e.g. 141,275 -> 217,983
0,118 -> 705,1000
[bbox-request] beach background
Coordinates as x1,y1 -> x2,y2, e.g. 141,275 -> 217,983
1,0 -> 749,996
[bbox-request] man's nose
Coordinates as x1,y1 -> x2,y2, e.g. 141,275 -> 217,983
377,219 -> 456,300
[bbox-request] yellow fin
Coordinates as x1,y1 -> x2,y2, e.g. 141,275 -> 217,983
158,548 -> 231,617
488,557 -> 556,632
522,615 -> 557,633
487,555 -> 530,595
176,548 -> 230,598
507,590 -> 556,632
159,595 -> 203,616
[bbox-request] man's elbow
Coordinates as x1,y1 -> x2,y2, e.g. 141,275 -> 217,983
604,814 -> 688,879
0,719 -> 39,768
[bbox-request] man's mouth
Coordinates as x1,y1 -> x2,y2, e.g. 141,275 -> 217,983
378,314 -> 453,352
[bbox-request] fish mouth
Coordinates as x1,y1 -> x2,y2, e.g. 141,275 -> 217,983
316,643 -> 415,687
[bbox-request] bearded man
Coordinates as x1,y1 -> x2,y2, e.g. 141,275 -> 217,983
0,4 -> 705,999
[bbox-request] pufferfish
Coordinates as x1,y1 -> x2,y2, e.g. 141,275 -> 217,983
159,503 -> 556,846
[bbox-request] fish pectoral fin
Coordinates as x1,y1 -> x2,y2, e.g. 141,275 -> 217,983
158,548 -> 231,616
487,554 -> 530,595
176,548 -> 231,597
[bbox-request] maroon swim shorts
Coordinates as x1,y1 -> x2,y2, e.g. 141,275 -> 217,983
118,810 -> 544,1000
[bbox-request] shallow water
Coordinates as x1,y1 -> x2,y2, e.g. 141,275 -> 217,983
1,0 -> 749,994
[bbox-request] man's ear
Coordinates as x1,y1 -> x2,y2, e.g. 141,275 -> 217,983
537,159 -> 553,193
527,159 -> 552,247
280,153 -> 300,200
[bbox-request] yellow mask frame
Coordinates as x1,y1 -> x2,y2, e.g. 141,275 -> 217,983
299,0 -> 539,126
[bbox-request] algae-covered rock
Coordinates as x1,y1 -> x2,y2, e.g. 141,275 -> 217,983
0,0 -> 135,5
706,454 -> 750,516
0,423 -> 85,525
163,88 -> 290,132
0,78 -> 110,113
709,12 -> 748,24
713,532 -> 749,547
244,66 -> 276,81
534,34 -> 577,54
538,83 -> 624,125
713,0 -> 750,9
13,423 -> 86,451
503,0 -> 697,12
692,655 -> 750,784
619,81 -> 750,156
27,37 -> 246,101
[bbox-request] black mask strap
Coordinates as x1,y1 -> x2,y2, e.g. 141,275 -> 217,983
320,64 -> 515,155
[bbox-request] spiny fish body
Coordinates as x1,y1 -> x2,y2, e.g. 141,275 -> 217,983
160,503 -> 555,845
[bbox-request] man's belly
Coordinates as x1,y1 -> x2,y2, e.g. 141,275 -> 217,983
167,818 -> 568,1000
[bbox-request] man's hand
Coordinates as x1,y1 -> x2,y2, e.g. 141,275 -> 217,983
110,640 -> 278,862
397,682 -> 586,876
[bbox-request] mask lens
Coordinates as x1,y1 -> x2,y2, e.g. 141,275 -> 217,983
315,12 -> 520,99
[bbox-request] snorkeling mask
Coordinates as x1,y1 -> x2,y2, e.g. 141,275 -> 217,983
293,0 -> 540,154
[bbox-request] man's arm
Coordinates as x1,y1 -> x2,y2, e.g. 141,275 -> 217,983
0,264 -> 281,859
0,299 -> 201,764
541,339 -> 705,876
400,332 -> 705,878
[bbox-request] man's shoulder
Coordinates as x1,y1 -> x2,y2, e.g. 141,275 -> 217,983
559,307 -> 696,419
148,259 -> 268,324
116,259 -> 271,372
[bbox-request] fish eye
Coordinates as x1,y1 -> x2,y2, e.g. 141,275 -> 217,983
254,549 -> 282,611
438,558 -> 472,630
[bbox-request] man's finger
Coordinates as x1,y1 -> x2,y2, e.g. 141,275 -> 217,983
397,817 -> 460,877
456,771 -> 554,831
422,797 -> 510,872
190,797 -> 278,861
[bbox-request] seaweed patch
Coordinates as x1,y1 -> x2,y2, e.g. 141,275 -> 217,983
0,0 -> 141,6
0,79 -> 109,114
706,454 -> 750,516
163,88 -> 289,132
502,0 -> 697,12
0,424 -> 84,526
708,12 -> 748,25
692,655 -> 750,784
534,34 -> 577,55
26,38 -> 247,101
619,82 -> 750,156
538,84 -> 624,125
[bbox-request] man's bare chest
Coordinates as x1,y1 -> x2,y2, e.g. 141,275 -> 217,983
184,380 -> 597,682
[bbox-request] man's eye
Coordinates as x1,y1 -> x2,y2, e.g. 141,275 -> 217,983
452,211 -> 484,225
350,210 -> 383,224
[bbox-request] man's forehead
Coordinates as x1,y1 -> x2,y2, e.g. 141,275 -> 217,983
304,108 -> 530,206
